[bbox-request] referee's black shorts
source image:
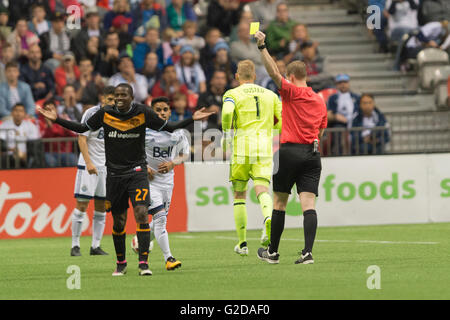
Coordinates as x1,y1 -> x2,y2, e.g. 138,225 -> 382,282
273,143 -> 322,196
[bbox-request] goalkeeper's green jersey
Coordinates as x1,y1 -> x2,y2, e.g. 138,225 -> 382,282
222,83 -> 282,158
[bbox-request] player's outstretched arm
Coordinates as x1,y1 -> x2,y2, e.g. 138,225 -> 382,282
156,107 -> 216,133
254,31 -> 282,89
37,105 -> 91,133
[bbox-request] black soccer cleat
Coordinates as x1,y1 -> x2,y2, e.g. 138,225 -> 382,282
70,246 -> 81,256
90,246 -> 109,255
295,252 -> 314,264
257,247 -> 279,264
112,262 -> 127,276
138,263 -> 153,276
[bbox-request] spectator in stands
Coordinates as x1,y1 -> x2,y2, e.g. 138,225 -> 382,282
58,84 -> 83,122
0,62 -> 35,119
0,43 -> 14,83
75,57 -> 103,105
175,45 -> 207,95
28,3 -> 51,37
111,14 -> 134,52
178,21 -> 205,60
39,12 -> 70,72
284,23 -> 318,63
71,7 -> 104,63
0,6 -> 11,44
327,74 -> 360,155
103,0 -> 133,34
170,92 -> 193,121
230,22 -> 264,72
351,93 -> 390,155
265,2 -> 297,58
7,17 -> 40,63
108,54 -> 148,103
327,74 -> 360,128
139,52 -> 161,95
399,20 -> 449,69
229,8 -> 253,43
151,64 -> 189,107
54,51 -> 80,97
207,0 -> 243,37
98,31 -> 121,77
161,27 -> 177,64
132,0 -> 167,39
204,41 -> 238,87
38,99 -> 78,168
199,27 -> 223,71
20,44 -> 54,102
133,27 -> 164,71
196,70 -> 228,130
300,41 -> 334,92
384,0 -> 419,43
84,36 -> 102,73
167,37 -> 182,65
421,0 -> 450,25
167,0 -> 197,36
0,103 -> 40,168
249,0 -> 282,30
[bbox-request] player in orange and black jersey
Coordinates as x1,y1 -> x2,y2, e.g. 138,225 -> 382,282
38,83 -> 214,276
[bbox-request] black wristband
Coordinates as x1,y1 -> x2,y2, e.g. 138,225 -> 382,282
258,44 -> 266,50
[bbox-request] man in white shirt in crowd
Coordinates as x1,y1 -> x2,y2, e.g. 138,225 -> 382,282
0,103 -> 40,168
108,54 -> 149,103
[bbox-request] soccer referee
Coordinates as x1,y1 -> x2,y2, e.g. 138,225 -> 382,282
254,31 -> 328,265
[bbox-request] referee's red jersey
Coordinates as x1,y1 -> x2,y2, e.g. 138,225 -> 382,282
279,78 -> 327,144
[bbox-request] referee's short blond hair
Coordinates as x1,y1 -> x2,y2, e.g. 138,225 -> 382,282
286,61 -> 307,81
237,60 -> 256,80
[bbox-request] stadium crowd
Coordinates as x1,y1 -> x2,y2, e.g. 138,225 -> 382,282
2,0 -> 434,169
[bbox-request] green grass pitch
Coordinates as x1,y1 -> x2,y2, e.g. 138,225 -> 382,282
2,223 -> 450,300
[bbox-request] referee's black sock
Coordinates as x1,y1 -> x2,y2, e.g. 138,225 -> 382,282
268,210 -> 285,254
302,209 -> 317,255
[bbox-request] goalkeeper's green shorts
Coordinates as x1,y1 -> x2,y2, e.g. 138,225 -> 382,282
230,156 -> 272,192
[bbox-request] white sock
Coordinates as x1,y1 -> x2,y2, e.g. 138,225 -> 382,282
153,214 -> 172,261
91,211 -> 106,248
149,220 -> 155,242
71,209 -> 86,248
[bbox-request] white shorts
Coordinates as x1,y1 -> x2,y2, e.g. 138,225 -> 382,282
148,185 -> 173,216
74,165 -> 107,201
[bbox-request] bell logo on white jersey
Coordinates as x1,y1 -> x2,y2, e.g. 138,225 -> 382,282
152,146 -> 174,158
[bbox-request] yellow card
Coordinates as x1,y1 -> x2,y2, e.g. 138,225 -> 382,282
249,22 -> 260,35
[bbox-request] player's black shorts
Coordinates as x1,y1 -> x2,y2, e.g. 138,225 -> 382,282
106,168 -> 150,214
273,143 -> 322,196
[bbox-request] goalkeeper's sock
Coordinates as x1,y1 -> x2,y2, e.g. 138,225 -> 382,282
302,210 -> 318,255
257,192 -> 273,221
136,223 -> 150,263
268,210 -> 285,254
233,199 -> 247,246
112,228 -> 126,262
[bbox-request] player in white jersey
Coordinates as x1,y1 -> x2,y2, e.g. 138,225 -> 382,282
136,96 -> 190,270
70,86 -> 116,256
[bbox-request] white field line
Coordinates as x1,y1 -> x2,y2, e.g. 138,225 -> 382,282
173,235 -> 439,245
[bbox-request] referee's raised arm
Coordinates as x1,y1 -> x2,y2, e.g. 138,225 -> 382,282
254,31 -> 283,89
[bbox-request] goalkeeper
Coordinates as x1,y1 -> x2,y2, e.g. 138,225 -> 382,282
222,59 -> 282,256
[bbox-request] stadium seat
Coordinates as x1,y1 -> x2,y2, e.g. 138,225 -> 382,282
432,66 -> 450,109
417,48 -> 449,90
